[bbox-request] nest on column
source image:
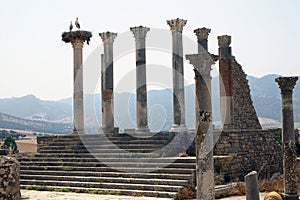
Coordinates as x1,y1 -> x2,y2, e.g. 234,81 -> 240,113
62,30 -> 92,45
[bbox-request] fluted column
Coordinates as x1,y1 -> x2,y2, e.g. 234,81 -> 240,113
186,28 -> 217,200
167,18 -> 187,132
130,26 -> 150,133
62,30 -> 92,134
99,32 -> 117,133
218,35 -> 233,130
276,76 -> 299,200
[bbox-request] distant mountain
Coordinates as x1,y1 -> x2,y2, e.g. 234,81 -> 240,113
0,74 -> 298,132
0,112 -> 72,134
0,95 -> 71,122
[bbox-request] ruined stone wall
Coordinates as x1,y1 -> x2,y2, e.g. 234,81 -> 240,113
229,58 -> 262,130
0,156 -> 21,200
214,129 -> 283,181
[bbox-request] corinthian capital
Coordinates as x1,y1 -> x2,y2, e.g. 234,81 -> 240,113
276,77 -> 298,92
130,26 -> 150,39
218,35 -> 231,47
194,28 -> 211,40
167,18 -> 187,32
99,32 -> 117,44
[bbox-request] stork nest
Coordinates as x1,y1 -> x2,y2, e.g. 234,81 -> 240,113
62,30 -> 92,45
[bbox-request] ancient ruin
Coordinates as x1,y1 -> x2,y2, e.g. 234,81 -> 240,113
16,18 -> 299,200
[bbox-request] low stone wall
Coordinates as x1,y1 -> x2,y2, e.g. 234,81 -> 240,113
214,129 -> 283,181
0,156 -> 21,199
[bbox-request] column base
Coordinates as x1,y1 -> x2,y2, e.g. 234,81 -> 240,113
99,127 -> 119,134
72,129 -> 85,134
281,193 -> 299,200
135,127 -> 150,134
170,124 -> 188,132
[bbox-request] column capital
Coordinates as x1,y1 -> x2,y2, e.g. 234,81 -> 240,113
194,27 -> 211,40
218,35 -> 231,47
186,53 -> 215,76
130,26 -> 150,39
167,18 -> 187,32
62,30 -> 92,46
71,39 -> 84,49
99,32 -> 117,44
275,76 -> 298,92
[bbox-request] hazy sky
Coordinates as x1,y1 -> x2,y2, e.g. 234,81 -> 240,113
0,0 -> 299,100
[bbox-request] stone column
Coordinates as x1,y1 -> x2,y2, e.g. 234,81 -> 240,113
130,26 -> 150,133
99,32 -> 117,133
167,18 -> 187,132
100,54 -> 104,127
185,28 -> 216,200
276,76 -> 299,200
218,35 -> 233,130
62,31 -> 92,134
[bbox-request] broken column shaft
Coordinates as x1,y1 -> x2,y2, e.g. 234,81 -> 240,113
218,35 -> 233,130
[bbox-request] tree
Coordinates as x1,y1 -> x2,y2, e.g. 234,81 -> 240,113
1,136 -> 19,154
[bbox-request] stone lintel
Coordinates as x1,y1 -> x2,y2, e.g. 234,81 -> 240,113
99,32 -> 117,44
130,26 -> 150,39
276,77 -> 298,93
186,53 -> 214,76
167,18 -> 187,32
194,27 -> 211,40
62,30 -> 92,45
218,35 -> 231,47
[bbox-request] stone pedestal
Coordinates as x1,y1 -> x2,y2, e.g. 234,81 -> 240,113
276,76 -> 299,200
130,26 -> 150,133
245,171 -> 259,200
185,28 -> 217,200
62,31 -> 92,134
167,18 -> 187,132
99,32 -> 117,133
218,35 -> 233,130
0,156 -> 21,199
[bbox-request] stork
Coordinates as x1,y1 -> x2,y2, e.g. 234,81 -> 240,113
69,21 -> 73,31
75,18 -> 80,29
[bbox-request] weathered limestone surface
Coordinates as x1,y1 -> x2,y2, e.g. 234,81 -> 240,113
186,27 -> 216,200
130,26 -> 150,133
218,35 -> 261,130
167,18 -> 187,131
245,171 -> 259,200
214,129 -> 283,181
276,76 -> 299,200
99,32 -> 117,133
62,31 -> 92,133
0,156 -> 21,200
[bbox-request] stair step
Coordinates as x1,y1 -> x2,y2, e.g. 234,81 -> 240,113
20,179 -> 182,192
20,170 -> 191,180
20,161 -> 195,169
20,174 -> 189,186
20,157 -> 196,163
21,185 -> 177,198
20,165 -> 194,174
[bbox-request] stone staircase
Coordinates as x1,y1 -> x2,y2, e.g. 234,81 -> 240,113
19,132 -> 196,198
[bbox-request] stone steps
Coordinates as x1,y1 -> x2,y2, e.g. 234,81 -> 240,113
20,161 -> 195,169
20,157 -> 196,163
21,185 -> 177,198
37,149 -> 157,153
20,132 -> 194,198
20,165 -> 194,174
20,170 -> 191,180
21,174 -> 188,186
21,179 -> 182,192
